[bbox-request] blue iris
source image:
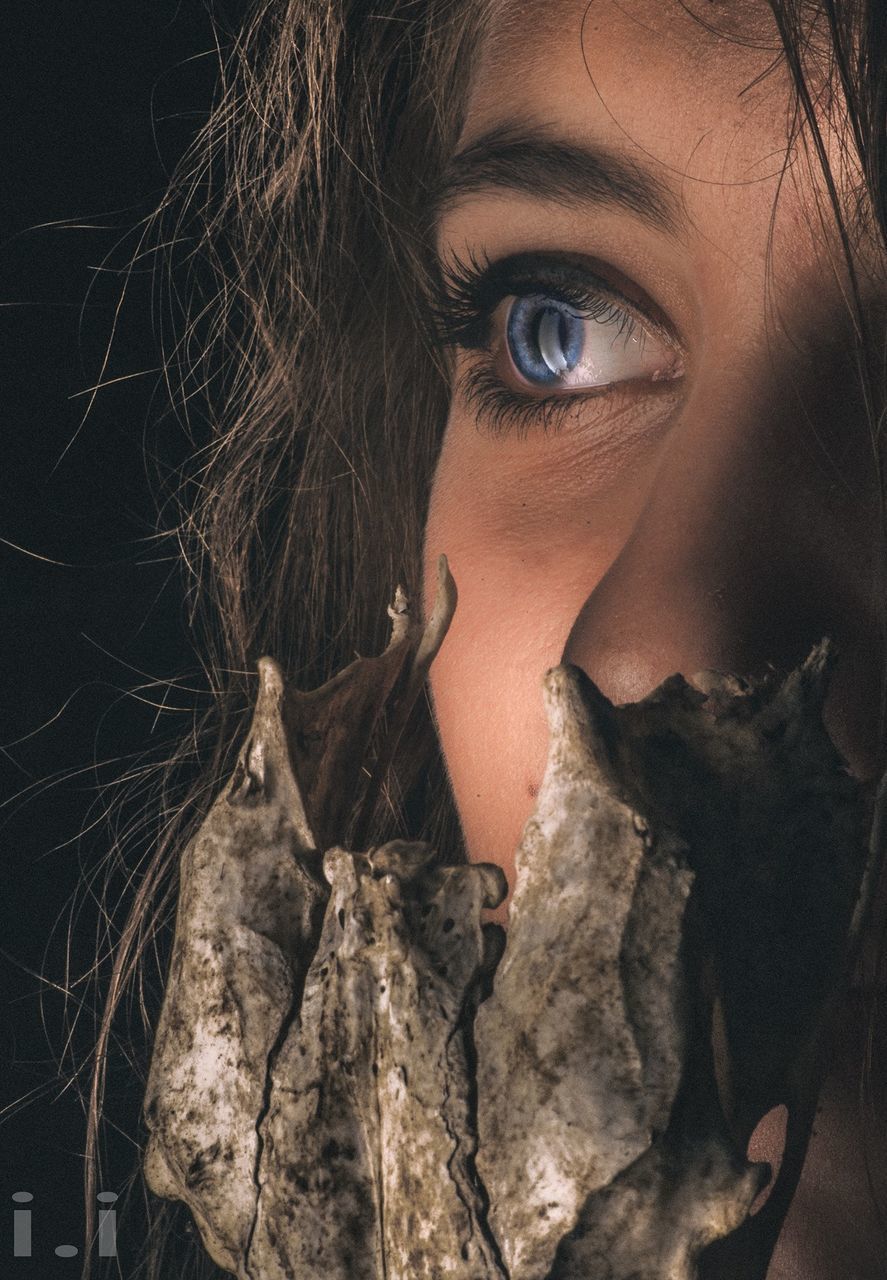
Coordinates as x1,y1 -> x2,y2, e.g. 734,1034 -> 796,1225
506,296 -> 585,385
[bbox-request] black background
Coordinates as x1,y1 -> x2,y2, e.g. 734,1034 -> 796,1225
1,4 -> 225,1273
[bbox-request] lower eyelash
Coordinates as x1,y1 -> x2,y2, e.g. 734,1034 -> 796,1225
459,356 -> 607,438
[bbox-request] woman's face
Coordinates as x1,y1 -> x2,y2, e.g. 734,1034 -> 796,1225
425,0 -> 884,912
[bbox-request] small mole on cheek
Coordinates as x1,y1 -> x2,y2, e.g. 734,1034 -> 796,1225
527,781 -> 539,798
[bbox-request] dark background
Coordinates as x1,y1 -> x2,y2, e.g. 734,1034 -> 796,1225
1,4 -> 225,1273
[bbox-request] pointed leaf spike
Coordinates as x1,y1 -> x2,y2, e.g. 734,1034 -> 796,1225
413,553 -> 458,675
541,664 -> 619,791
386,584 -> 412,648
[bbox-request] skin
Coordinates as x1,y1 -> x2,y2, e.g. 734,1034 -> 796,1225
423,1 -> 887,1276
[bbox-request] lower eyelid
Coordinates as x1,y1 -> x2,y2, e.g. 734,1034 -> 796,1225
454,349 -> 683,439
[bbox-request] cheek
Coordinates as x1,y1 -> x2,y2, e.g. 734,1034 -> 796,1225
423,498 -> 557,909
423,423 -> 654,911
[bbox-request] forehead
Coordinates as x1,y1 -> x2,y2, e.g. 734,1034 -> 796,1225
477,0 -> 782,76
464,0 -> 795,181
481,0 -> 780,50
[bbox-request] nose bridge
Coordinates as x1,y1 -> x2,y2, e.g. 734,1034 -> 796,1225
561,367 -> 837,703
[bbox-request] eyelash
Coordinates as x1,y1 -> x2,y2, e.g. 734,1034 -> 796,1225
431,249 -> 656,437
457,360 -> 618,436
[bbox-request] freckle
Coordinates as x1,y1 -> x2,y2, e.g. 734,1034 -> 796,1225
528,782 -> 539,798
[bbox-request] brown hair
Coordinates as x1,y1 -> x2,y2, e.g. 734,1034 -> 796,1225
82,2 -> 887,1275
84,3 -> 487,1274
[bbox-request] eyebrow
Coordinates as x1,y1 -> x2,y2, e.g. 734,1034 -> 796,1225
431,123 -> 681,235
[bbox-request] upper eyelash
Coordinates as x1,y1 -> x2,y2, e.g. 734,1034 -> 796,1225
430,248 -> 644,352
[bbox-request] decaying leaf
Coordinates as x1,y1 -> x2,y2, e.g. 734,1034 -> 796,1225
247,841 -> 506,1279
476,650 -> 869,1279
143,557 -> 458,1274
144,566 -> 878,1280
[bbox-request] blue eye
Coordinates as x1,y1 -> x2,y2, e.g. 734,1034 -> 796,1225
500,290 -> 679,394
506,296 -> 585,385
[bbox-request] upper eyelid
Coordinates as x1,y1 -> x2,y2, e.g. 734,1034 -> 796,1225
433,250 -> 681,352
436,250 -> 629,315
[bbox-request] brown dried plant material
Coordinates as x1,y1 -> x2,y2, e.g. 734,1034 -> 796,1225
143,558 -> 459,1276
475,648 -> 870,1280
144,568 -> 878,1280
142,653 -> 324,1274
247,842 -> 506,1279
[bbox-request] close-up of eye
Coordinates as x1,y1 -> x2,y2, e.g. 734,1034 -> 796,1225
434,252 -> 685,432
